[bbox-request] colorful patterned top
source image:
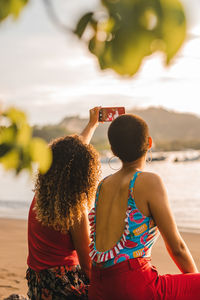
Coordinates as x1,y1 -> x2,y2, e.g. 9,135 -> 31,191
88,171 -> 160,268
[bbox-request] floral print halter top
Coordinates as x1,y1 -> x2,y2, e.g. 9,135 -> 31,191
89,171 -> 160,268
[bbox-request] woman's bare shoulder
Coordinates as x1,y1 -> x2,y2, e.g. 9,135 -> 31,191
139,171 -> 163,184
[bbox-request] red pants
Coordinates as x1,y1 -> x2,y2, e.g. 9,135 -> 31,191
88,258 -> 200,300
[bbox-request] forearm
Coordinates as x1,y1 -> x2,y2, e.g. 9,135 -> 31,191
70,209 -> 92,280
79,257 -> 92,280
79,107 -> 100,144
167,241 -> 198,273
80,122 -> 98,145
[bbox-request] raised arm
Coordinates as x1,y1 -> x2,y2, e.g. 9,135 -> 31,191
70,208 -> 91,279
80,107 -> 101,144
145,173 -> 198,274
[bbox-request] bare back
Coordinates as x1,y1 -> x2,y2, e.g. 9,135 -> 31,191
95,170 -> 151,252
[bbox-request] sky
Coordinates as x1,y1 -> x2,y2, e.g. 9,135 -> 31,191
0,0 -> 200,125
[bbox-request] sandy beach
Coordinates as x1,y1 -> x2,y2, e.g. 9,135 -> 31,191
0,218 -> 200,299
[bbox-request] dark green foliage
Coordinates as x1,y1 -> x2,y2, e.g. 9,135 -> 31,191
0,0 -> 28,22
0,108 -> 52,174
0,0 -> 189,175
74,12 -> 94,38
75,0 -> 186,76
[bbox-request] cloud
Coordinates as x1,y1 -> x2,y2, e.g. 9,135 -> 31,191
1,0 -> 200,125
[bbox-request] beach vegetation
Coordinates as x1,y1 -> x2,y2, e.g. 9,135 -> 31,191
0,107 -> 52,174
0,0 -> 28,21
0,0 -> 187,174
74,0 -> 186,76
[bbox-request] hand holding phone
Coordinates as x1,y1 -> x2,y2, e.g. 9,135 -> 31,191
89,107 -> 101,126
99,107 -> 125,122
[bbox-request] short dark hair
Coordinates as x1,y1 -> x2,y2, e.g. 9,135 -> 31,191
108,114 -> 149,162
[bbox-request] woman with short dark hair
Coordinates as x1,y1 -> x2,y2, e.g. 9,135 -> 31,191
89,114 -> 200,300
26,107 -> 101,300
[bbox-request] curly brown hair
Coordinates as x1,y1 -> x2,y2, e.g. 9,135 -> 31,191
34,135 -> 101,233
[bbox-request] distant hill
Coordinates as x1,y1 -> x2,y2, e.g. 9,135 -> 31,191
33,107 -> 200,151
129,107 -> 200,141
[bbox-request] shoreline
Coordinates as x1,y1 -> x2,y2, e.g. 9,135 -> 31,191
1,215 -> 200,234
0,218 -> 200,299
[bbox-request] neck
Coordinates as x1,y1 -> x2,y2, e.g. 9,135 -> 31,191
121,155 -> 146,172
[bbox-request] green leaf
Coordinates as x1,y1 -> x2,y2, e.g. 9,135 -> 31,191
30,138 -> 52,174
10,0 -> 28,18
0,126 -> 16,144
74,12 -> 93,38
4,107 -> 27,125
0,0 -> 10,21
111,32 -> 154,76
0,143 -> 12,158
160,0 -> 186,64
16,123 -> 32,147
78,0 -> 186,76
0,149 -> 19,170
15,148 -> 32,174
0,0 -> 28,22
0,107 -> 52,175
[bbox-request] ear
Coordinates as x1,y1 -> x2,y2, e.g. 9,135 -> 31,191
148,136 -> 152,149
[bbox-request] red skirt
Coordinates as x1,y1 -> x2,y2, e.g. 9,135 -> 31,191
89,258 -> 200,300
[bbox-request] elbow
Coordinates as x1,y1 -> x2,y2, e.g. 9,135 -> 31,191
170,241 -> 186,257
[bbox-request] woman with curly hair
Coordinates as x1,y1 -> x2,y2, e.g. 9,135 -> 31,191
26,107 -> 101,300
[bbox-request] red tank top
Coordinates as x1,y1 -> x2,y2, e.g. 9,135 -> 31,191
27,197 -> 79,271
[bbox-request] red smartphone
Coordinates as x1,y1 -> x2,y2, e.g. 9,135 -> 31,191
99,107 -> 125,122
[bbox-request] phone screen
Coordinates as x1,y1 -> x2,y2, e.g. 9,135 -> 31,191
99,107 -> 125,122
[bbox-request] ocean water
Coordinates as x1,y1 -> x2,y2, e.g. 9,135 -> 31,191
0,151 -> 200,233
